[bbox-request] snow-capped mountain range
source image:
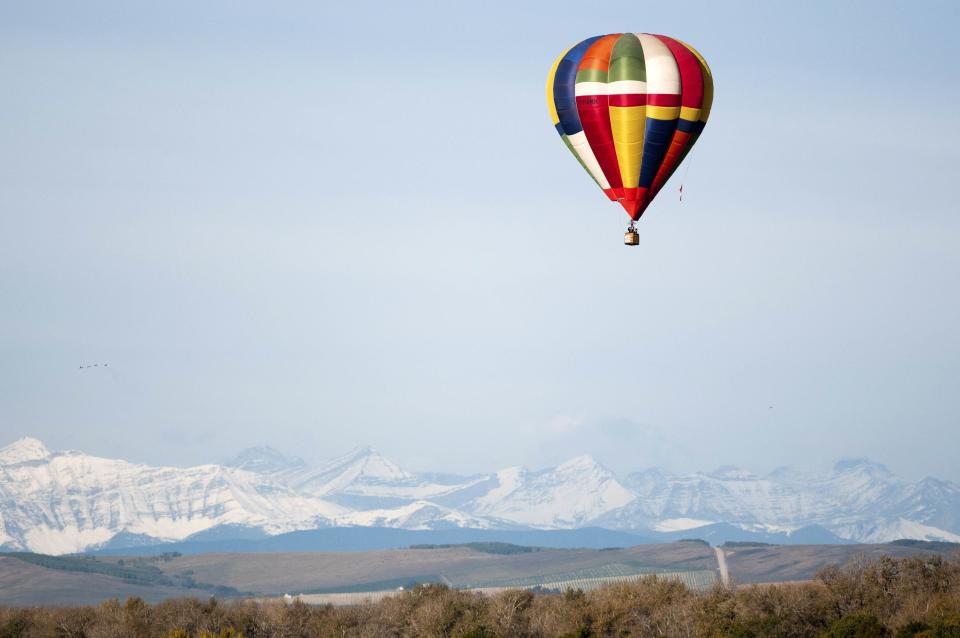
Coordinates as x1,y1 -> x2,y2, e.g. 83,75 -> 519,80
2,437 -> 959,555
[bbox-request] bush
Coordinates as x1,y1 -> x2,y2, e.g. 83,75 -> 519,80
825,613 -> 889,638
0,617 -> 27,638
924,614 -> 960,638
897,621 -> 931,638
1,555 -> 959,638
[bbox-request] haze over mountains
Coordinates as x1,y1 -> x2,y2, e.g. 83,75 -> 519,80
2,437 -> 959,555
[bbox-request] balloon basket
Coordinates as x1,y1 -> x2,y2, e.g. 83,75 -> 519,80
624,229 -> 639,246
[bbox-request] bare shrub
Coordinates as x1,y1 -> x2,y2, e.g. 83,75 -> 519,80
4,554 -> 960,638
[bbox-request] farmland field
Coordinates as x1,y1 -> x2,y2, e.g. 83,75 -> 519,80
2,540 -> 957,605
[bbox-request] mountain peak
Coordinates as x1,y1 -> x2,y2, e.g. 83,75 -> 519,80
324,445 -> 396,470
293,445 -> 415,495
708,466 -> 756,480
0,437 -> 51,465
345,446 -> 410,480
557,454 -> 604,471
833,458 -> 891,475
627,467 -> 672,481
1,436 -> 959,553
344,445 -> 378,459
226,445 -> 305,474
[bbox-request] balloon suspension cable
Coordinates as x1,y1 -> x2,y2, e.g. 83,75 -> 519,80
679,151 -> 695,201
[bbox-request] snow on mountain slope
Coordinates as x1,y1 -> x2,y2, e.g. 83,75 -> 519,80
249,446 -> 490,505
877,477 -> 960,534
4,438 -> 960,553
471,467 -> 526,511
0,437 -> 50,465
285,446 -> 416,495
602,459 -> 960,542
806,460 -> 908,523
468,456 -> 635,528
0,443 -> 346,554
336,501 -> 500,530
609,466 -> 823,529
653,518 -> 716,532
223,444 -> 960,544
834,518 -> 960,544
225,445 -> 306,475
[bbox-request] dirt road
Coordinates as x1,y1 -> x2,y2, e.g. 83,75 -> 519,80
714,546 -> 730,587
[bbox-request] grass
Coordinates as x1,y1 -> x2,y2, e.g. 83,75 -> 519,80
408,542 -> 541,555
298,574 -> 445,594
5,553 -> 242,596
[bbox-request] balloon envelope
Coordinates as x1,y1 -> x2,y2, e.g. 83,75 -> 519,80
547,33 -> 713,220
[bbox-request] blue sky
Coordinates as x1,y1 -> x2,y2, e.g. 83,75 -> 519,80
1,0 -> 958,479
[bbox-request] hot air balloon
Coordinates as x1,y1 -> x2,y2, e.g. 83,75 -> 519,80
546,33 -> 713,245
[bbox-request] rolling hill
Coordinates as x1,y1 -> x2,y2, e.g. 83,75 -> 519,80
2,540 -> 958,605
